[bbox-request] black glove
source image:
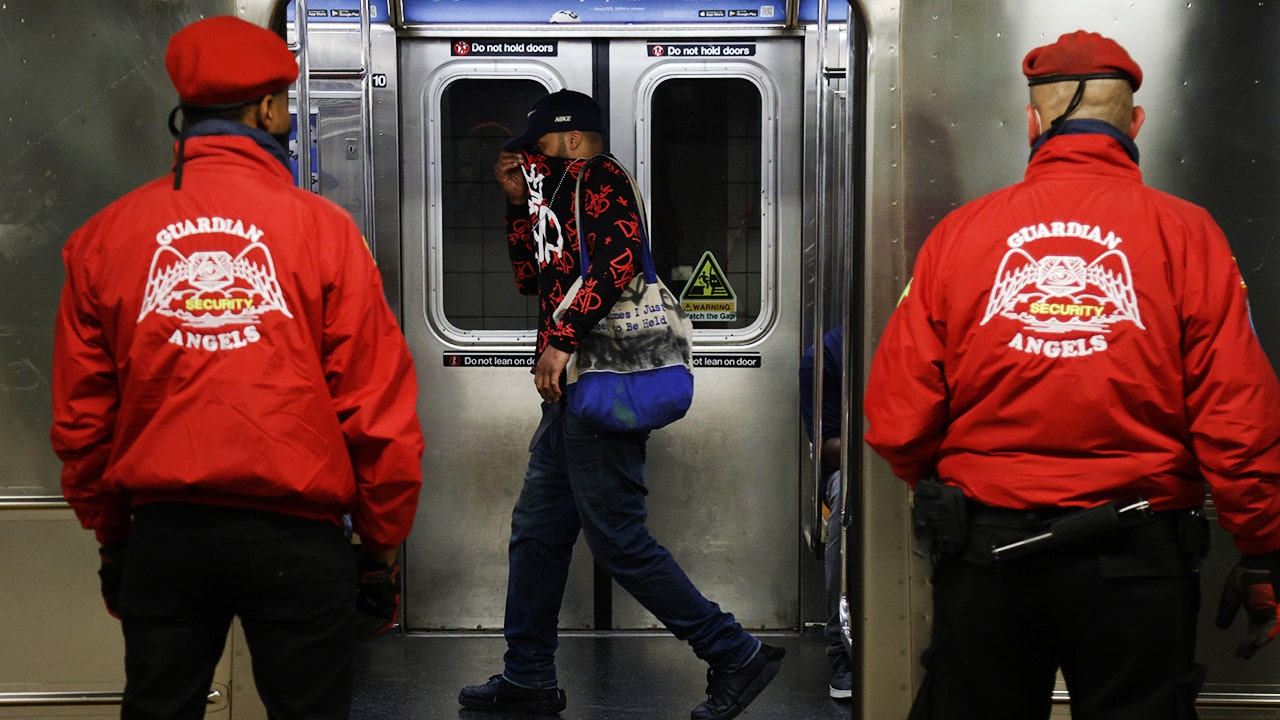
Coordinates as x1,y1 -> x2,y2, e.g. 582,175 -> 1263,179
98,543 -> 126,620
1216,552 -> 1280,659
354,549 -> 400,637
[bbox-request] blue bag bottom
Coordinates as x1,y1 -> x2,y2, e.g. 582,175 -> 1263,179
566,366 -> 694,432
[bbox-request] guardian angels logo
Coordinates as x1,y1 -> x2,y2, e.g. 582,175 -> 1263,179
980,220 -> 1143,359
139,216 -> 292,352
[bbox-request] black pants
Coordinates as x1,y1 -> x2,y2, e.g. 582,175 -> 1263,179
909,509 -> 1205,720
118,503 -> 357,720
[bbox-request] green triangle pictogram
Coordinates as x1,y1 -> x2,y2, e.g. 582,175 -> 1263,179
680,251 -> 736,302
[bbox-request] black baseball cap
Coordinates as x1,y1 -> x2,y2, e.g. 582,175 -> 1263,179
503,89 -> 604,151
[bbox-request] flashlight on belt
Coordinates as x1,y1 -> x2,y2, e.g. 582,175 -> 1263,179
990,498 -> 1153,562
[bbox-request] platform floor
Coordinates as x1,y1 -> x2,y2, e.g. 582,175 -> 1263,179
350,628 -> 852,720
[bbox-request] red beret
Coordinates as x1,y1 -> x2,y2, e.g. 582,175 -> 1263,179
1022,30 -> 1142,91
165,16 -> 298,107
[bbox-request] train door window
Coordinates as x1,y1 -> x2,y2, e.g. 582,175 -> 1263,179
437,78 -> 548,332
642,73 -> 772,337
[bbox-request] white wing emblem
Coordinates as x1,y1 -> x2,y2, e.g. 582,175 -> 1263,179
982,248 -> 1039,326
981,249 -> 1143,332
139,242 -> 293,326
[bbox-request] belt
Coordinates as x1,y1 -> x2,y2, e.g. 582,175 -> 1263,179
963,501 -> 1204,564
968,501 -> 1189,534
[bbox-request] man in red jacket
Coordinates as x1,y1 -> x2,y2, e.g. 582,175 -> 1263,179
49,16 -> 423,719
865,30 -> 1280,719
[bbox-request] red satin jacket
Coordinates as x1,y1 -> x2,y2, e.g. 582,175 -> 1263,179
865,131 -> 1280,554
51,133 -> 424,551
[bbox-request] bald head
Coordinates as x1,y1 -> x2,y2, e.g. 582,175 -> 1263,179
1029,78 -> 1138,134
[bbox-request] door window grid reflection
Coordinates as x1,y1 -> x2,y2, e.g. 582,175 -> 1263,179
650,78 -> 763,330
439,79 -> 545,331
437,78 -> 763,334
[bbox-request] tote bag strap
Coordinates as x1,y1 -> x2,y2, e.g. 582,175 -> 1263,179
573,154 -> 660,284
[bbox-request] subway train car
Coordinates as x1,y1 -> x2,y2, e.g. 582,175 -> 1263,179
2,1 -> 1280,718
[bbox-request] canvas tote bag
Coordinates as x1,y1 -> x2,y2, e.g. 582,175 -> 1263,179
551,155 -> 694,432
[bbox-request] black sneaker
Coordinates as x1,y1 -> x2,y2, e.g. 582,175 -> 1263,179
458,674 -> 567,715
828,652 -> 853,700
828,666 -> 852,700
690,643 -> 786,720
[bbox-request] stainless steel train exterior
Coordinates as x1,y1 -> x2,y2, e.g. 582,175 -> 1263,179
2,1 -> 1279,718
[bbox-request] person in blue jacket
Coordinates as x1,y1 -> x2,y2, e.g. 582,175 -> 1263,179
799,325 -> 854,700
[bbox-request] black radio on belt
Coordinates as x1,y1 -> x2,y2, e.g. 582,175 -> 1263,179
911,477 -> 969,557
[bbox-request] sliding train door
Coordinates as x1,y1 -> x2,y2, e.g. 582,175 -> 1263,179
603,36 -> 804,629
398,5 -> 806,632
398,31 -> 597,630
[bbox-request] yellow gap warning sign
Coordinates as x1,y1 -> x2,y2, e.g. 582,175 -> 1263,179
680,251 -> 737,321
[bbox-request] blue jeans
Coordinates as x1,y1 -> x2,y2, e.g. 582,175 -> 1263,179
824,471 -> 854,666
502,406 -> 760,688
